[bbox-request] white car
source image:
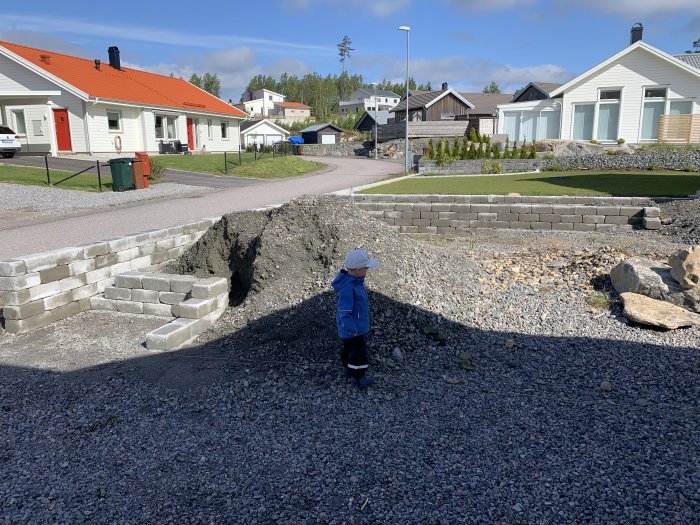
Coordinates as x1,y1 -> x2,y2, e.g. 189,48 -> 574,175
0,126 -> 21,158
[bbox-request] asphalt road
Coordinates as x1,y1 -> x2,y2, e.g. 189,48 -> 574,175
0,157 -> 400,259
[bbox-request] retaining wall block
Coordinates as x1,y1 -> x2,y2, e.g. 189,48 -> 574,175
22,252 -> 58,273
417,226 -> 438,234
504,196 -> 523,203
394,219 -> 413,227
49,301 -> 80,323
109,261 -> 132,277
402,211 -> 421,220
105,237 -> 133,253
560,215 -> 583,224
4,311 -> 53,334
116,300 -> 144,314
130,256 -> 152,271
605,216 -> 631,225
69,258 -> 96,276
115,271 -> 145,289
43,291 -> 73,311
510,204 -> 532,214
132,289 -> 161,304
395,203 -> 414,212
431,203 -> 451,212
166,226 -> 185,238
643,217 -> 662,230
138,243 -> 158,257
420,212 -> 438,219
531,222 -> 552,230
552,223 -> 574,231
54,247 -> 86,266
0,259 -> 27,277
385,211 -> 402,219
438,212 -> 458,220
597,206 -> 620,216
159,292 -> 188,305
143,303 -> 174,317
478,213 -> 498,221
40,265 -> 71,284
95,278 -> 115,294
357,202 -> 377,211
366,211 -> 384,218
582,215 -> 605,224
469,220 -> 491,228
436,227 -> 456,234
489,205 -> 511,214
72,283 -> 99,302
28,282 -> 61,302
191,278 -> 228,300
618,207 -> 644,217
215,292 -> 229,310
2,301 -> 46,320
519,214 -> 540,222
90,296 -> 116,311
376,203 -> 395,211
378,218 -> 395,226
644,207 -> 660,218
457,213 -> 478,221
510,222 -> 532,230
595,224 -> 617,231
95,253 -> 119,269
487,195 -> 506,203
531,205 -> 553,215
574,223 -> 596,232
497,213 -> 519,222
0,273 -> 41,291
82,242 -> 109,258
156,238 -> 177,252
437,195 -> 455,203
105,287 -> 132,301
142,275 -> 172,292
0,289 -> 32,306
148,229 -> 170,243
167,246 -> 187,260
490,221 -> 511,229
469,204 -> 491,213
115,247 -> 140,263
451,204 -> 471,213
611,197 -> 633,205
169,275 -> 198,294
399,226 -> 420,233
146,321 -> 192,351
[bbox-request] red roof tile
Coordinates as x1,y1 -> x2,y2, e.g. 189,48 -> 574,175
275,101 -> 311,109
0,41 -> 247,118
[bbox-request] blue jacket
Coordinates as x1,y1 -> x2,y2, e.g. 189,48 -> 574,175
332,269 -> 370,339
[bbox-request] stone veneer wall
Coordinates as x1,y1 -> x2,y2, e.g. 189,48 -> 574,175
353,194 -> 661,233
0,217 -> 220,334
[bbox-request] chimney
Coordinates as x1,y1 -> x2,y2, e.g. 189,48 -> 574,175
630,23 -> 643,45
94,59 -> 101,70
40,54 -> 51,65
442,82 -> 448,91
108,46 -> 121,70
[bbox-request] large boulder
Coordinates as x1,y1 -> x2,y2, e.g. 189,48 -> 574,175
620,293 -> 700,330
610,257 -> 700,313
669,246 -> 700,290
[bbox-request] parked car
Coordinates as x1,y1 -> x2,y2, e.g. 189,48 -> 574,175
0,126 -> 21,158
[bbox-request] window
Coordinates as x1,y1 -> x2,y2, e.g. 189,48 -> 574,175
669,101 -> 693,115
221,121 -> 228,139
573,104 -> 595,141
155,115 -> 177,139
644,88 -> 667,99
269,95 -> 273,101
599,89 -> 621,100
207,119 -> 213,140
107,110 -> 121,132
597,89 -> 620,141
12,110 -> 26,136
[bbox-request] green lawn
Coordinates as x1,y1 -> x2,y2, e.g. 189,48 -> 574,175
359,171 -> 700,197
0,166 -> 113,192
152,153 -> 325,179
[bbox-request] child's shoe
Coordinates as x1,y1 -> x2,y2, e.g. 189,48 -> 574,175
351,375 -> 374,388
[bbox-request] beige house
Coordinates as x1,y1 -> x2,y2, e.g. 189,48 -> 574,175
272,101 -> 312,124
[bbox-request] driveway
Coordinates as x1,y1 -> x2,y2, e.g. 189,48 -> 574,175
0,157 -> 400,259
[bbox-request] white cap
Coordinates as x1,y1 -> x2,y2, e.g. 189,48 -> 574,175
345,249 -> 379,269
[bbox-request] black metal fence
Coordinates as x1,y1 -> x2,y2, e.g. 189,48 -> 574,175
0,155 -> 110,192
222,142 -> 295,173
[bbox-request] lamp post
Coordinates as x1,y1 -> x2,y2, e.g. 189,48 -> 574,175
371,82 -> 378,160
398,26 -> 411,172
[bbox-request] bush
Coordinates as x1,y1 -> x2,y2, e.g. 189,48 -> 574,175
682,164 -> 698,172
452,137 -> 460,159
427,139 -> 435,160
460,137 -> 468,160
436,141 -> 449,167
149,159 -> 166,181
647,162 -> 658,171
542,153 -> 555,160
528,142 -> 536,159
542,163 -> 564,172
470,127 -> 478,144
617,138 -> 625,144
491,143 -> 501,159
468,142 -> 477,159
519,142 -> 528,159
481,161 -> 502,174
477,142 -> 485,159
590,139 -> 598,145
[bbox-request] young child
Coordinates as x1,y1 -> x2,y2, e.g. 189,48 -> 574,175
331,249 -> 380,387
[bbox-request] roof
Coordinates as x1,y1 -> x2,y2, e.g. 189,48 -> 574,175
274,101 -> 311,109
550,40 -> 700,97
390,88 -> 475,112
457,92 -> 514,114
355,111 -> 391,129
240,119 -> 289,135
0,41 -> 247,118
300,123 -> 344,133
674,53 -> 700,70
353,88 -> 401,99
510,81 -> 564,102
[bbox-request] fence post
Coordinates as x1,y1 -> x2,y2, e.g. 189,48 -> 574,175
45,155 -> 51,185
224,151 -> 228,174
96,161 -> 102,192
238,145 -> 241,166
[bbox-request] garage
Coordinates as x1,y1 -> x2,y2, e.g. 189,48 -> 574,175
240,119 -> 289,148
300,123 -> 344,145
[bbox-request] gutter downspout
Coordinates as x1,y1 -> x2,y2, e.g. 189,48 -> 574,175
84,97 -> 99,155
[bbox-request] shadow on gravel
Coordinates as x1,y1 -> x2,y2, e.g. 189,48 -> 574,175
1,289 -> 699,524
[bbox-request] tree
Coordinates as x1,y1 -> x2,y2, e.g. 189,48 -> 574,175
189,73 -> 202,88
202,73 -> 221,98
686,37 -> 700,53
338,35 -> 355,74
483,81 -> 501,94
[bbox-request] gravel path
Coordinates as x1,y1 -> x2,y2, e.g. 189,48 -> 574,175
0,182 -> 209,215
0,197 -> 698,524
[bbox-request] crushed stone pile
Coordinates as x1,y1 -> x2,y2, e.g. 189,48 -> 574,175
658,198 -> 700,245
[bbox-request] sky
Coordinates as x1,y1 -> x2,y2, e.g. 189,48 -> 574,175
2,1 -> 699,102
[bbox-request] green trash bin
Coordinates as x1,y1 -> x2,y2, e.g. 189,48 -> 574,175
109,158 -> 136,192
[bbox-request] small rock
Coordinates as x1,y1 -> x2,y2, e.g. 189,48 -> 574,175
600,380 -> 613,392
392,347 -> 404,361
504,339 -> 515,349
620,292 -> 700,330
444,377 -> 462,385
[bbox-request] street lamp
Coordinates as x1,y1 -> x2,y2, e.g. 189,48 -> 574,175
371,82 -> 378,160
398,25 -> 411,172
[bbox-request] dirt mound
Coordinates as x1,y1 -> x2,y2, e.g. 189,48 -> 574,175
657,198 -> 700,245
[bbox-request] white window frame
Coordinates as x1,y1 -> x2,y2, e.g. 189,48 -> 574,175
220,121 -> 228,140
596,88 -> 622,142
107,110 -> 122,133
638,85 -> 668,143
12,109 -> 26,136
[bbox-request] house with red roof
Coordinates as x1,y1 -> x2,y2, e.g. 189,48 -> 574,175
271,101 -> 312,124
0,42 -> 248,156
234,88 -> 311,125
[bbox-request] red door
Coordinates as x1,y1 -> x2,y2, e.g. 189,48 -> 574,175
53,109 -> 72,151
186,118 -> 195,150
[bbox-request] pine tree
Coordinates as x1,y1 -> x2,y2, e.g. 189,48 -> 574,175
452,137 -> 460,159
460,137 -> 468,159
529,141 -> 537,159
519,142 -> 528,159
492,143 -> 501,159
477,142 -> 485,159
428,139 -> 434,160
468,142 -> 477,159
470,127 -> 478,144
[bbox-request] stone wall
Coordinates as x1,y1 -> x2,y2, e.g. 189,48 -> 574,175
300,142 -> 371,157
419,159 -> 540,174
541,150 -> 700,171
0,217 -> 219,334
353,194 -> 661,233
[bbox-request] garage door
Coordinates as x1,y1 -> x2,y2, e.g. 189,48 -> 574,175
321,134 -> 336,144
266,134 -> 283,145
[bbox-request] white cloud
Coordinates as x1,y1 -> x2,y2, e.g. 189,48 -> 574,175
443,0 -> 535,13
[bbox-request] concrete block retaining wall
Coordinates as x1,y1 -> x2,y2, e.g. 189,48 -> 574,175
0,217 -> 220,334
419,159 -> 540,174
91,272 -> 229,351
353,194 -> 661,233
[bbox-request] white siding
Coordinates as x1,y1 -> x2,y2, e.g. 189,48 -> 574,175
561,47 -> 700,143
86,105 -> 143,153
0,53 -> 87,152
241,121 -> 288,146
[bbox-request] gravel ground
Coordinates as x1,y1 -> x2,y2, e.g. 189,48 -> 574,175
657,198 -> 700,245
1,196 -> 698,524
0,182 -> 209,215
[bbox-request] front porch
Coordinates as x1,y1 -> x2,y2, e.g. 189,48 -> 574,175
0,91 -> 62,156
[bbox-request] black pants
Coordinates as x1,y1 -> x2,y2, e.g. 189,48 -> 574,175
341,336 -> 369,379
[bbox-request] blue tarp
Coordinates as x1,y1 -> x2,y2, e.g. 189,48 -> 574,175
288,136 -> 304,144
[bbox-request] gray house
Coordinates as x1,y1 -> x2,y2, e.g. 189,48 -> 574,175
300,123 -> 344,144
354,111 -> 391,132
